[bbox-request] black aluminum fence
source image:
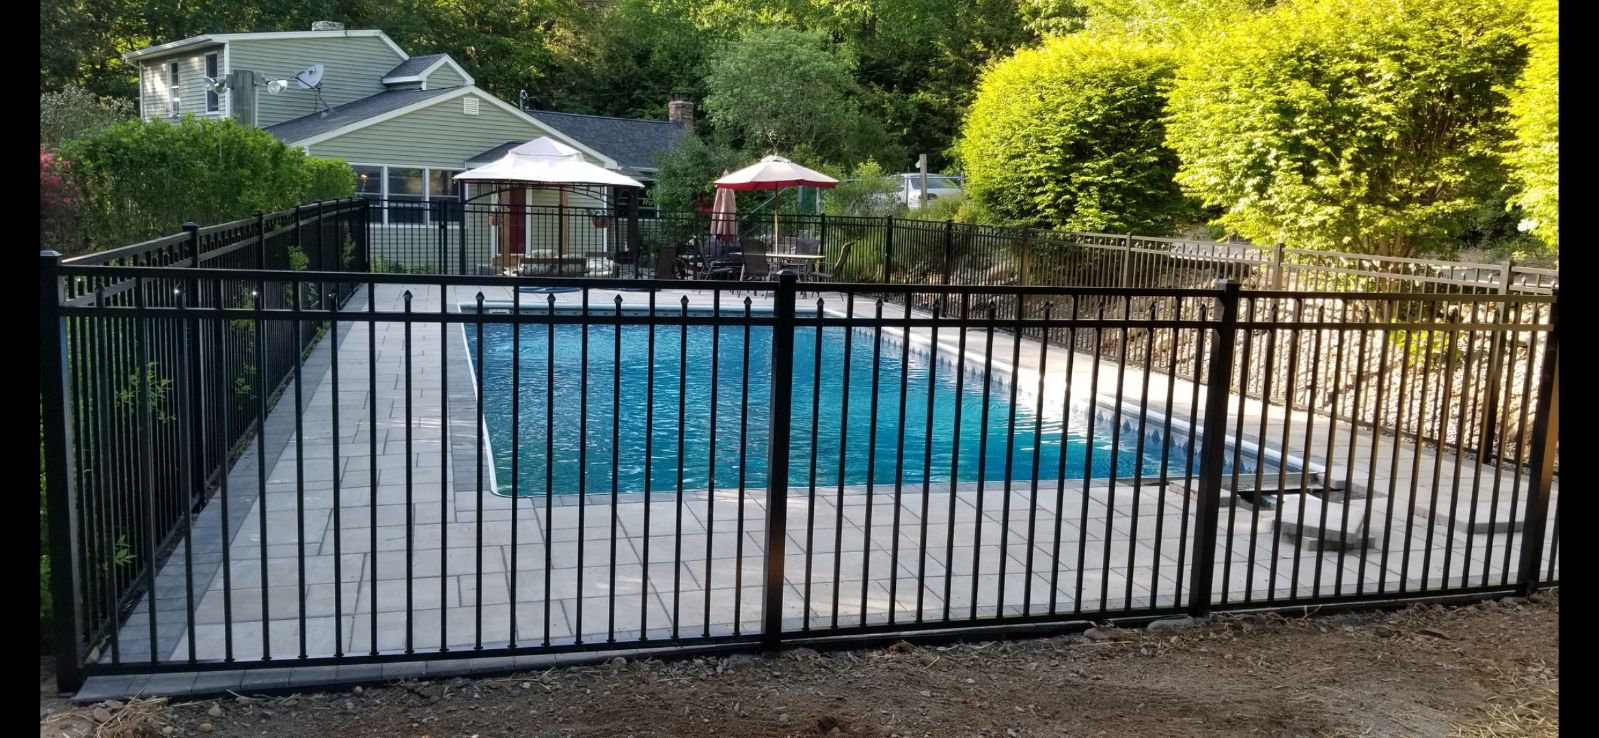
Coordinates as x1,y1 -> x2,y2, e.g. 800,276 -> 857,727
44,201 -> 366,679
43,252 -> 1557,692
365,199 -> 1557,295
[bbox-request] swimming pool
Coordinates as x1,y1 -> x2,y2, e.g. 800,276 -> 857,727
464,310 -> 1298,496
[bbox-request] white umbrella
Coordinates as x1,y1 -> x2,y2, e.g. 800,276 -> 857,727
715,155 -> 837,248
456,137 -> 644,272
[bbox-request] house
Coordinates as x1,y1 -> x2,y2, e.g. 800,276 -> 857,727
122,21 -> 693,272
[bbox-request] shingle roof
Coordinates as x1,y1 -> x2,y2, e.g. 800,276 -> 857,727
465,141 -> 525,166
263,87 -> 458,143
525,110 -> 689,171
384,53 -> 446,80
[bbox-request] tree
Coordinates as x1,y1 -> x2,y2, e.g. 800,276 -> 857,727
40,84 -> 134,149
957,33 -> 1192,233
1080,0 -> 1270,43
1505,0 -> 1558,251
647,135 -> 744,213
702,27 -> 894,168
1165,0 -> 1528,257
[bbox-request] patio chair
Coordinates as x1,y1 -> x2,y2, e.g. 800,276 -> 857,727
808,241 -> 854,282
738,239 -> 772,281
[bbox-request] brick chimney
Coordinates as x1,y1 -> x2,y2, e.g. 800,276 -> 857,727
668,93 -> 695,134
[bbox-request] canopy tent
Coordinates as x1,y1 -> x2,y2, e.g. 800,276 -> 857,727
455,137 -> 645,190
456,137 -> 645,275
715,155 -> 837,249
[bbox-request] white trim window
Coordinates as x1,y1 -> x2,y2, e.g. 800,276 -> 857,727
167,61 -> 181,116
204,53 -> 220,113
352,164 -> 464,225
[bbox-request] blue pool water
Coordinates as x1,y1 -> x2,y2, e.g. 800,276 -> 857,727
465,319 -> 1295,496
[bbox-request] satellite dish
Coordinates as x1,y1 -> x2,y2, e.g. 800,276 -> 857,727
205,75 -> 230,94
266,79 -> 289,95
293,64 -> 325,89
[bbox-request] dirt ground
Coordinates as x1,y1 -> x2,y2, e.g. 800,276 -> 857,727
40,591 -> 1558,738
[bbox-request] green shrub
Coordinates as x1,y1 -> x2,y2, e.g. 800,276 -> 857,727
304,157 -> 358,203
40,84 -> 133,149
1165,0 -> 1529,257
648,136 -> 744,213
1504,0 -> 1558,252
957,33 -> 1192,233
902,192 -> 966,222
59,115 -> 355,251
822,160 -> 901,217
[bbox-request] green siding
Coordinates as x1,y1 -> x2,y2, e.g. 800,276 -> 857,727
139,47 -> 225,121
307,92 -> 601,170
227,35 -> 404,127
424,62 -> 467,89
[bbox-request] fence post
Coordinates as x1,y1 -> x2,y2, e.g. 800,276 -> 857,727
255,211 -> 267,268
1272,242 -> 1286,290
883,216 -> 895,285
1119,233 -> 1133,287
942,219 -> 955,288
1019,238 -> 1033,287
446,200 -> 462,275
1477,260 -> 1514,460
39,251 -> 84,692
436,200 -> 449,274
763,271 -> 798,649
1516,289 -> 1559,596
183,221 -> 201,268
358,199 -> 372,272
314,200 -> 327,271
820,213 -> 828,253
627,192 -> 642,279
1188,279 -> 1241,617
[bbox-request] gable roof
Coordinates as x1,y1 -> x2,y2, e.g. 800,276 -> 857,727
122,29 -> 408,62
382,53 -> 474,87
525,110 -> 689,172
263,87 -> 457,143
384,54 -> 445,79
263,86 -> 620,168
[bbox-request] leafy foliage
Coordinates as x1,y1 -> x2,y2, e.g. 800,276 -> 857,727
42,148 -> 87,255
822,160 -> 901,217
703,28 -> 894,168
40,84 -> 133,149
1165,0 -> 1529,257
647,136 -> 746,213
1505,0 -> 1558,251
958,33 -> 1192,233
58,115 -> 355,250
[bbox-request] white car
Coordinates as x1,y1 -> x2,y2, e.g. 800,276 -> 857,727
895,173 -> 963,209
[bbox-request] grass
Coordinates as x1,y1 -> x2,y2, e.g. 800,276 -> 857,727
1454,659 -> 1559,738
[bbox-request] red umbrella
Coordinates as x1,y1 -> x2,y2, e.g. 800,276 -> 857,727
715,156 -> 838,246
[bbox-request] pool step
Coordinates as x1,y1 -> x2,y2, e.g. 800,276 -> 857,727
1274,496 -> 1379,551
1165,473 -> 1332,509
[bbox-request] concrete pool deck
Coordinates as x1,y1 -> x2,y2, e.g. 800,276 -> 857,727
103,283 -> 1558,672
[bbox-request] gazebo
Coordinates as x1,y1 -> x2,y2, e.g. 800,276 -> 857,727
456,137 -> 645,276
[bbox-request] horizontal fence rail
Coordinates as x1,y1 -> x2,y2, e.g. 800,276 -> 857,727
41,202 -> 1558,693
360,198 -> 1557,297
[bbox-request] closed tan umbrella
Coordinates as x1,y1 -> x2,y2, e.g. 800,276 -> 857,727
709,177 -> 738,254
